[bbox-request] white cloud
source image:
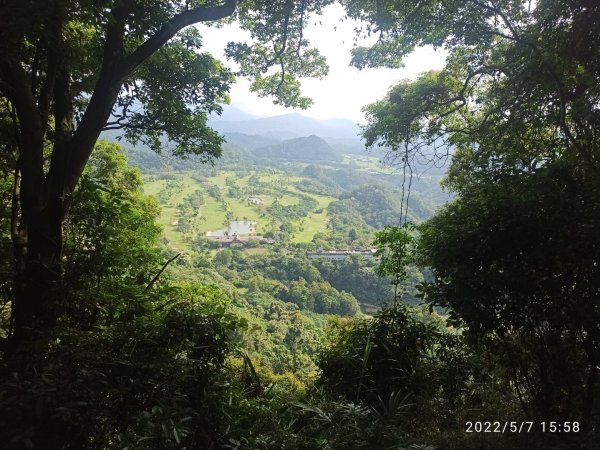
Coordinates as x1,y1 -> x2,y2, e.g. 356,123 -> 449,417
197,4 -> 446,122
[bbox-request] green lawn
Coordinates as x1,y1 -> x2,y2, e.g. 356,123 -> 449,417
341,154 -> 393,174
143,168 -> 336,248
197,196 -> 228,232
143,175 -> 200,248
292,210 -> 329,243
244,247 -> 270,256
141,178 -> 166,196
291,190 -> 335,243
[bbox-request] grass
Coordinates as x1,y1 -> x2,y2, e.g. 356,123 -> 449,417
141,178 -> 166,197
144,168 -> 335,249
290,190 -> 335,243
198,196 -> 228,232
244,247 -> 270,256
292,210 -> 329,243
261,193 -> 298,207
342,154 -> 393,174
143,176 -> 198,249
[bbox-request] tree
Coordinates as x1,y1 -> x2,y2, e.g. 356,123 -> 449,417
418,157 -> 600,426
351,0 -> 600,428
347,227 -> 358,243
63,140 -> 162,298
0,0 -> 331,349
318,302 -> 474,419
214,249 -> 233,266
353,0 -> 600,177
373,224 -> 415,301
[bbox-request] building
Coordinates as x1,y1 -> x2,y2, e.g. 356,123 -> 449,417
247,196 -> 264,205
306,248 -> 377,261
206,234 -> 268,248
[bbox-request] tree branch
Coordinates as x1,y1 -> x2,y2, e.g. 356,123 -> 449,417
66,0 -> 237,199
121,0 -> 237,79
63,1 -> 131,196
146,253 -> 181,289
37,58 -> 58,137
471,0 -> 583,156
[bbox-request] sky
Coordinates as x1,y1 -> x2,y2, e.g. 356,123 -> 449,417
197,4 -> 446,123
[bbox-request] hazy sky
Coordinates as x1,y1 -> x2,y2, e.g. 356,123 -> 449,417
197,4 -> 446,123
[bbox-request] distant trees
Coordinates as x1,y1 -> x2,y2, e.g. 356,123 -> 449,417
347,228 -> 358,243
340,186 -> 434,228
326,199 -> 371,241
183,190 -> 205,209
216,253 -> 362,316
282,279 -> 359,316
174,190 -> 205,234
205,184 -> 223,201
313,256 -> 402,307
295,178 -> 341,197
267,194 -> 318,222
214,249 -> 234,266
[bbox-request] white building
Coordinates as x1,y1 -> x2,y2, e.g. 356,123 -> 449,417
248,196 -> 264,205
307,249 -> 377,261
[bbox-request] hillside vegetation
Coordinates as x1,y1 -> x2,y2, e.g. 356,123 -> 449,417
2,1 -> 599,449
253,135 -> 342,162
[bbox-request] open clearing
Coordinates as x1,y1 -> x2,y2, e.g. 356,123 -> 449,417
143,169 -> 333,250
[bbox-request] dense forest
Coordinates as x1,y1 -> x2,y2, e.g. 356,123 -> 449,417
1,0 -> 599,449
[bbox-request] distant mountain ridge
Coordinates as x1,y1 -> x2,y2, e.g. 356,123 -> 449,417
252,135 -> 342,162
222,132 -> 280,150
210,108 -> 361,141
210,105 -> 265,122
103,105 -> 389,166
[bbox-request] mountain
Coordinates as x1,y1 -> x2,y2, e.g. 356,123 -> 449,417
209,112 -> 361,141
252,135 -> 342,162
210,105 -> 263,122
341,185 -> 438,227
222,132 -> 281,150
326,138 -> 369,156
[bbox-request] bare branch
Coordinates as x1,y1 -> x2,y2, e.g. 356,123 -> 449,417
147,253 -> 182,289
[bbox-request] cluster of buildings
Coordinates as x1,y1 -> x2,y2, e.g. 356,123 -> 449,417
206,234 -> 273,248
306,248 -> 377,261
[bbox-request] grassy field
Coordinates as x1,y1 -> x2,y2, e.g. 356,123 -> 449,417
292,210 -> 330,243
342,155 -> 394,174
142,176 -> 198,248
244,247 -> 270,256
143,169 -> 333,250
288,186 -> 335,243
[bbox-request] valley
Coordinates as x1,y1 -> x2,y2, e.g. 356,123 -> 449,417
127,108 -> 449,257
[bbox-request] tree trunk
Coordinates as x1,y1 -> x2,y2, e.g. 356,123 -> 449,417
10,202 -> 64,352
2,0 -> 239,354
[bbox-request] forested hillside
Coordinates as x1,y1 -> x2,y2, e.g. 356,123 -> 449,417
253,135 -> 342,162
1,1 -> 599,449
